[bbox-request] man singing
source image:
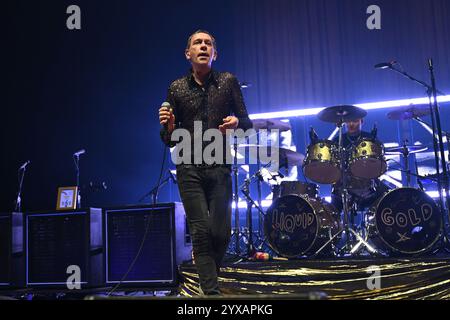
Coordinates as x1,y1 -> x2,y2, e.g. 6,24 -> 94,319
158,30 -> 252,295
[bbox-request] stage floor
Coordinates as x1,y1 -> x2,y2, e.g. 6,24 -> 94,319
178,254 -> 450,300
1,255 -> 450,300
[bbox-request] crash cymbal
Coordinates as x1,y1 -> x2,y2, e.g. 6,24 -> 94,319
252,119 -> 292,131
234,144 -> 305,168
387,105 -> 431,120
318,105 -> 367,123
385,145 -> 428,154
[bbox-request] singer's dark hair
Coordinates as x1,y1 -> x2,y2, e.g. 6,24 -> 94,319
186,29 -> 217,51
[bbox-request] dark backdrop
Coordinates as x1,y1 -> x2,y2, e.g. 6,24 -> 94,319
2,0 -> 450,211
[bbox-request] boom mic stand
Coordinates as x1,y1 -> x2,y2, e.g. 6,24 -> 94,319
383,60 -> 450,249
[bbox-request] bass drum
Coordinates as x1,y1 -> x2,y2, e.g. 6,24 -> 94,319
264,195 -> 341,258
366,188 -> 442,255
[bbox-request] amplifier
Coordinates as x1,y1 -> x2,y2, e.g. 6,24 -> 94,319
104,203 -> 191,287
0,212 -> 24,288
25,208 -> 103,288
0,213 -> 11,286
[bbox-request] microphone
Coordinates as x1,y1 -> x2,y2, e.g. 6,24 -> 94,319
19,160 -> 31,170
374,60 -> 397,69
161,101 -> 172,131
371,123 -> 378,139
73,149 -> 86,157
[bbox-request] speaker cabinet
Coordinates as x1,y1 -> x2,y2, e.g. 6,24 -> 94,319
25,208 -> 103,288
0,212 -> 24,288
0,213 -> 11,286
104,203 -> 191,287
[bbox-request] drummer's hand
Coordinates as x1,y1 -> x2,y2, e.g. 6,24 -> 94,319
159,106 -> 175,133
219,116 -> 239,134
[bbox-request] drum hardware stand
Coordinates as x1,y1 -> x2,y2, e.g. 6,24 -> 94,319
400,140 -> 413,187
231,135 -> 242,255
242,178 -> 258,257
312,121 -> 378,258
240,166 -> 273,256
15,161 -> 30,212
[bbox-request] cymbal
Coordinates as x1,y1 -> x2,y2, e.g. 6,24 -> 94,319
234,144 -> 305,168
318,105 -> 367,123
387,106 -> 431,120
385,145 -> 428,155
252,119 -> 292,131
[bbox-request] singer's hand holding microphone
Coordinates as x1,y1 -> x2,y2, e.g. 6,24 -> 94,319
159,102 -> 175,133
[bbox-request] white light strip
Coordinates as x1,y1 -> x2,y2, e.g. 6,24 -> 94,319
232,199 -> 273,209
379,174 -> 403,188
426,190 -> 448,199
249,95 -> 450,120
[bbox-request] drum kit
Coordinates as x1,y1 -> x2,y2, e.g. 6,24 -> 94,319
233,104 -> 445,259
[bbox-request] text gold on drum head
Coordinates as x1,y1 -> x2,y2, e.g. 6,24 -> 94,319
380,203 -> 433,228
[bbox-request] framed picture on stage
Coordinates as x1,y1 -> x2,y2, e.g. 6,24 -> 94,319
56,186 -> 78,210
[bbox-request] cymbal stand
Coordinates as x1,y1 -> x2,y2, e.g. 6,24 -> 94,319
232,135 -> 241,255
401,140 -> 411,187
313,120 -> 378,257
240,168 -> 271,255
256,131 -> 264,237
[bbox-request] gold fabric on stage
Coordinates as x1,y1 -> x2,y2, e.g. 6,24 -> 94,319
179,257 -> 450,300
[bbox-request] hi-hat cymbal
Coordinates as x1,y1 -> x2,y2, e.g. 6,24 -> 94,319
387,105 -> 431,121
385,145 -> 428,155
233,144 -> 305,168
318,105 -> 367,123
252,119 -> 292,131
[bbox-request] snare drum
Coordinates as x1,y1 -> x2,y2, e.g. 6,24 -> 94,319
264,195 -> 341,257
366,188 -> 442,255
349,137 -> 386,179
303,140 -> 341,184
275,181 -> 319,199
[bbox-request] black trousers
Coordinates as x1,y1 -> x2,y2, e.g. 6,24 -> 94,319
176,165 -> 232,295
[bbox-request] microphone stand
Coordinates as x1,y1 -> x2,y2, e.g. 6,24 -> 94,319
15,164 -> 29,212
73,154 -> 82,208
428,59 -> 450,211
138,170 -> 175,204
385,62 -> 450,241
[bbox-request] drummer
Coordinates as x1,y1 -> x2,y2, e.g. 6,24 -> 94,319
332,118 -> 370,149
331,118 -> 389,213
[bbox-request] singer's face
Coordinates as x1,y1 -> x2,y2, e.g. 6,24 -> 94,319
346,119 -> 363,134
185,33 -> 216,68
